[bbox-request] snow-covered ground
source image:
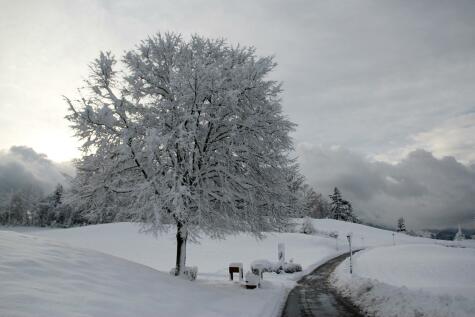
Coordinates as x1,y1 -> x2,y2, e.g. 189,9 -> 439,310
1,219 -> 474,316
332,244 -> 475,317
29,219 -> 437,274
0,230 -> 287,317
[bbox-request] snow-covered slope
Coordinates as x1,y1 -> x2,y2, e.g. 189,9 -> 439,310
305,218 -> 437,247
332,244 -> 475,317
32,222 -> 341,274
2,219 -> 470,317
0,230 -> 287,317
31,219 -> 435,274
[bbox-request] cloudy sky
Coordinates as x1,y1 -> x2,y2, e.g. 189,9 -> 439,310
1,0 -> 474,229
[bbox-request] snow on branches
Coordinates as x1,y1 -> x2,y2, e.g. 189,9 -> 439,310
66,33 -> 297,274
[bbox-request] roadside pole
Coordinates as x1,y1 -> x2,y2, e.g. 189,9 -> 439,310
346,233 -> 353,274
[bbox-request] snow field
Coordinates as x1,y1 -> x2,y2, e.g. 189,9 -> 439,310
332,244 -> 475,317
2,219 -> 470,316
0,230 -> 290,317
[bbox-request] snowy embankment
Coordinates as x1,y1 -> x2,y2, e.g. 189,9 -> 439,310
332,244 -> 475,317
0,219 -> 457,317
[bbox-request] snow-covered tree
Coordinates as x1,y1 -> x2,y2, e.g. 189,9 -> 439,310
453,224 -> 465,241
303,185 -> 330,219
281,164 -> 305,217
329,187 -> 357,222
0,185 -> 43,225
329,187 -> 343,220
65,33 -> 297,275
300,216 -> 315,234
53,184 -> 63,208
8,193 -> 27,225
397,217 -> 406,232
33,184 -> 67,227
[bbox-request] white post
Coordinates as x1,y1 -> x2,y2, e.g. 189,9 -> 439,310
346,233 -> 353,274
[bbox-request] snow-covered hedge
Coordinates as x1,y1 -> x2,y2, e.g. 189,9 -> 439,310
251,259 -> 278,274
283,260 -> 302,273
250,259 -> 302,274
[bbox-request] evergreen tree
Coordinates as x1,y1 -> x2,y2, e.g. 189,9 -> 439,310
329,187 -> 344,220
31,183 -> 76,227
53,184 -> 63,208
329,187 -> 357,222
397,217 -> 406,232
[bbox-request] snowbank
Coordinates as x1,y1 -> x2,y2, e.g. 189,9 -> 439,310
332,244 -> 475,317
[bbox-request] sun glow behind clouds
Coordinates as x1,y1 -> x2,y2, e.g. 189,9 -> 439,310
31,138 -> 80,163
373,113 -> 475,165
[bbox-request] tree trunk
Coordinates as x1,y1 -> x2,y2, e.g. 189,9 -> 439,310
175,220 -> 187,275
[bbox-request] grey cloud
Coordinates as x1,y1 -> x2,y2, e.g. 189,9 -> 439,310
0,146 -> 70,203
2,1 -> 475,162
298,145 -> 475,229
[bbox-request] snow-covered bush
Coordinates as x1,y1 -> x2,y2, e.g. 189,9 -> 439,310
282,221 -> 298,233
300,216 -> 316,234
170,266 -> 198,281
251,259 -> 277,275
283,259 -> 302,273
251,259 -> 302,274
244,271 -> 260,289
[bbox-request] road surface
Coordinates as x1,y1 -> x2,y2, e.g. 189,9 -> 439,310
281,252 -> 363,317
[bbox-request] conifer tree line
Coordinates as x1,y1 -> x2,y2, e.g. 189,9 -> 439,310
0,178 -> 353,227
0,176 -> 336,227
0,184 -> 88,227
